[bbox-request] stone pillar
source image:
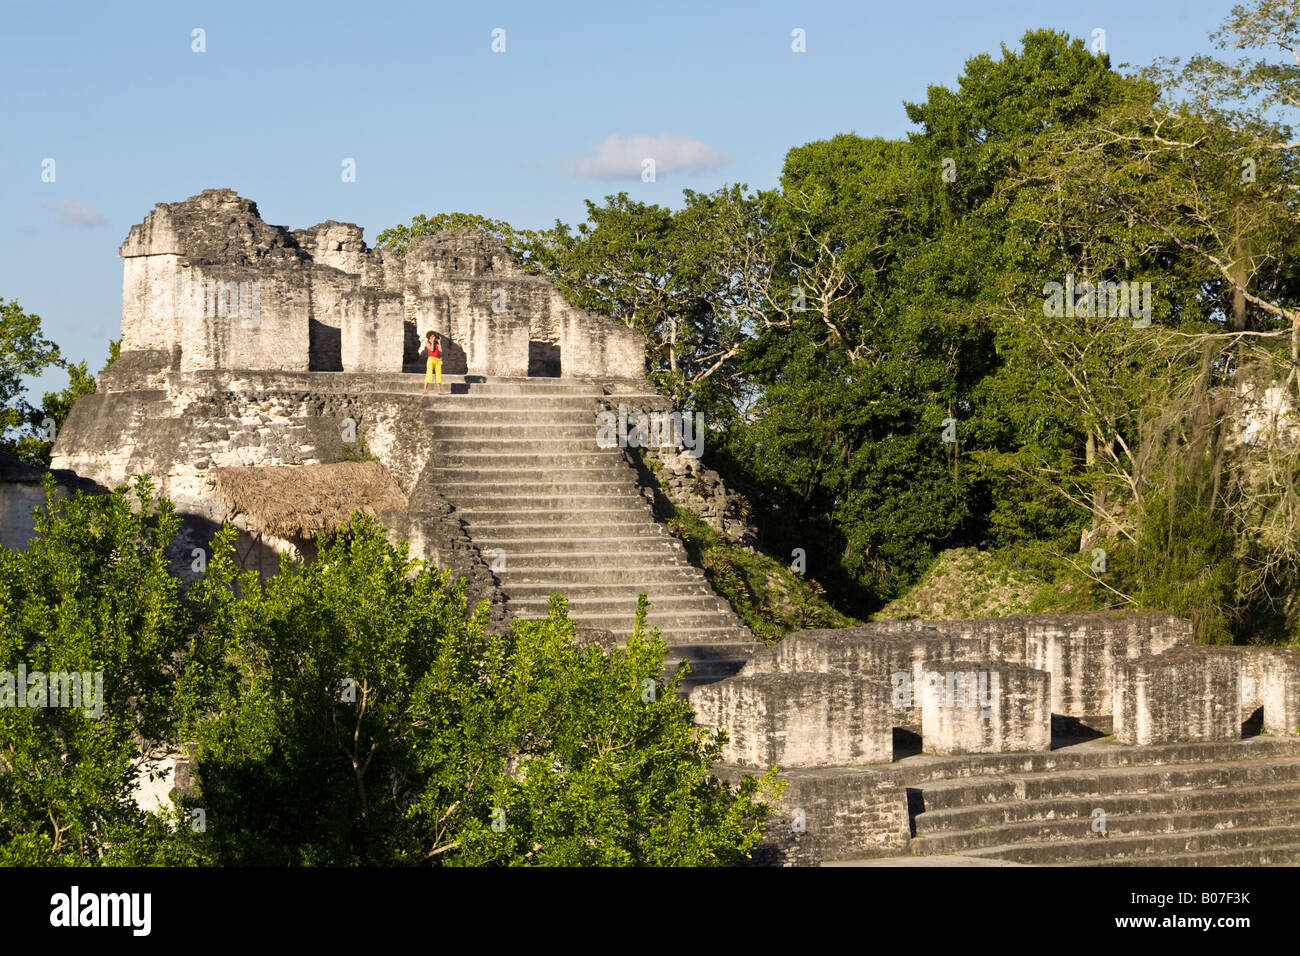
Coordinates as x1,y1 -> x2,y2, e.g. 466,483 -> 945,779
1260,648 -> 1300,737
1020,611 -> 1192,730
1113,646 -> 1242,745
689,673 -> 892,768
920,662 -> 1051,754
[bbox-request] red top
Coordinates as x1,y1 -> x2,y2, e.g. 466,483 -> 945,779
425,339 -> 441,358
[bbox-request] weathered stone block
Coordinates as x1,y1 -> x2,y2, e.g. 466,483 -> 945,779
713,763 -> 909,863
739,626 -> 981,731
865,611 -> 1192,730
342,295 -> 404,372
690,673 -> 892,768
559,306 -> 645,379
1260,648 -> 1300,736
1020,612 -> 1189,727
1113,646 -> 1242,745
920,661 -> 1051,754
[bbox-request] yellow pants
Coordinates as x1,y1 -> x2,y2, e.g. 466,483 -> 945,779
425,356 -> 442,384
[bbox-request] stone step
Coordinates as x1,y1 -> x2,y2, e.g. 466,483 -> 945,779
471,536 -> 684,554
464,522 -> 671,538
506,594 -> 734,615
489,566 -> 708,585
915,757 -> 1300,812
887,738 -> 1300,787
402,375 -> 750,656
437,481 -> 640,497
518,610 -> 749,632
659,625 -> 758,644
422,378 -> 656,396
461,496 -> 659,513
444,380 -> 641,395
495,552 -> 692,570
385,375 -> 637,395
1074,843 -> 1300,866
504,582 -> 721,600
432,455 -> 631,470
430,422 -> 600,439
957,823 -> 1300,864
426,409 -> 601,425
432,452 -> 628,469
913,801 -> 1300,855
424,395 -> 613,411
434,437 -> 617,453
914,780 -> 1300,835
455,507 -> 652,524
431,465 -> 634,481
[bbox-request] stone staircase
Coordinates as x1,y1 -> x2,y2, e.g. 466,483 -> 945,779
411,375 -> 758,687
906,737 -> 1300,865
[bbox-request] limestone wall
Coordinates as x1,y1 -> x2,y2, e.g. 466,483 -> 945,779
118,189 -> 645,380
52,371 -> 436,526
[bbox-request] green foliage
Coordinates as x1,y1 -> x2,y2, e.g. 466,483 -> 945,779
338,428 -> 379,462
4,333 -> 117,466
168,516 -> 775,866
1,493 -> 779,866
0,298 -> 62,460
374,212 -> 541,262
666,504 -> 857,643
12,359 -> 96,466
877,546 -> 1053,620
1106,485 -> 1242,645
0,477 -> 197,864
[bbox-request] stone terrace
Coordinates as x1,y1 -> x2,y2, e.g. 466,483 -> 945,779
695,613 -> 1300,865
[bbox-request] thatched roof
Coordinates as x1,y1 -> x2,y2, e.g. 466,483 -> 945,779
211,461 -> 408,538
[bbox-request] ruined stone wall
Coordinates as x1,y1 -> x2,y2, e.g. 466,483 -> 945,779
118,189 -> 644,381
58,371 -> 430,506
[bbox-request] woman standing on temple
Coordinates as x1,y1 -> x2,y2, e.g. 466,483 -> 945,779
421,330 -> 442,395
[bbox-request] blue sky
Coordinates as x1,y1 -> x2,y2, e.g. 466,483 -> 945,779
2,0 -> 1234,395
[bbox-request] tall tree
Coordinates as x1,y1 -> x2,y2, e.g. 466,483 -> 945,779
0,298 -> 62,462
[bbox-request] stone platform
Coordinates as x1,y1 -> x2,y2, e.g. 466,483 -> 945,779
718,736 -> 1300,866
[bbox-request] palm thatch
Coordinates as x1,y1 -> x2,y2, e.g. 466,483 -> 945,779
211,461 -> 408,539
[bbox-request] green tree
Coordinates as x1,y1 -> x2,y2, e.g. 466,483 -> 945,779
170,517 -> 779,866
0,299 -> 62,461
374,212 -> 541,261
0,477 -> 199,864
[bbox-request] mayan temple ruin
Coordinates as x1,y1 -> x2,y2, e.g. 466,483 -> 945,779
35,189 -> 1300,866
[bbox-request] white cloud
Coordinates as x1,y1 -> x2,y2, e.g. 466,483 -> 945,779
57,199 -> 104,227
563,133 -> 729,179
